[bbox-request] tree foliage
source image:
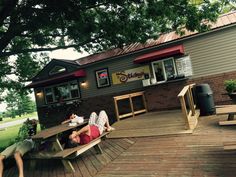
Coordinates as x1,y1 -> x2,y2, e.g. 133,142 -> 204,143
4,89 -> 36,118
0,0 -> 235,94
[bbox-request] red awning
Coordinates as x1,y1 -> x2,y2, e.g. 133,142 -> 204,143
134,45 -> 184,63
25,69 -> 86,88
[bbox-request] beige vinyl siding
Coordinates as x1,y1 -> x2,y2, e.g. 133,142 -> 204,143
184,25 -> 236,78
80,54 -> 144,98
81,25 -> 236,98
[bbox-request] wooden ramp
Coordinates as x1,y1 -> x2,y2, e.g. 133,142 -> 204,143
108,109 -> 199,139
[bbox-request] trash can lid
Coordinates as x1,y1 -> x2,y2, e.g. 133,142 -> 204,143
195,84 -> 213,93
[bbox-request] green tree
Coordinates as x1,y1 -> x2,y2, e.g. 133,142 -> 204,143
4,90 -> 18,118
0,0 -> 235,94
4,90 -> 35,118
18,94 -> 36,115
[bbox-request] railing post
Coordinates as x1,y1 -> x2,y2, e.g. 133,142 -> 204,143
179,96 -> 191,130
187,88 -> 195,116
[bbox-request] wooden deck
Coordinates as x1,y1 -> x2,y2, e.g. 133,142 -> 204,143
3,112 -> 236,177
108,110 -> 198,138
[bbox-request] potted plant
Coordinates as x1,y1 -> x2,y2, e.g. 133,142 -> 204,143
224,79 -> 236,103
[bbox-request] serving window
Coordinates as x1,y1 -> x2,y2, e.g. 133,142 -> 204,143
150,55 -> 192,85
151,57 -> 177,83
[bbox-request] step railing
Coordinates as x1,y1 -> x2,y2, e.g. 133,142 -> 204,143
177,83 -> 196,129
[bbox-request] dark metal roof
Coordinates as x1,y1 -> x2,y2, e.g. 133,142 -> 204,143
76,11 -> 236,66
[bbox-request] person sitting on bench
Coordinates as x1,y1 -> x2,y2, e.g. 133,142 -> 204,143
69,110 -> 114,145
0,119 -> 38,177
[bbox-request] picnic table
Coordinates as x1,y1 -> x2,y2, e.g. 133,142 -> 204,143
30,120 -> 109,172
30,121 -> 87,172
216,105 -> 236,125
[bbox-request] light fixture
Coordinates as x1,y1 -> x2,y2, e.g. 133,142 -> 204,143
36,90 -> 43,97
81,81 -> 87,87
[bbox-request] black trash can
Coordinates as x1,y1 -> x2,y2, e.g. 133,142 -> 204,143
195,84 -> 216,116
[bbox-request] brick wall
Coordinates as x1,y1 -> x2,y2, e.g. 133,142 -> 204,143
144,79 -> 188,111
188,71 -> 236,105
144,71 -> 236,111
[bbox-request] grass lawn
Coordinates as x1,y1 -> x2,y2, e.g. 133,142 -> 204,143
0,124 -> 21,151
0,112 -> 37,124
0,123 -> 42,152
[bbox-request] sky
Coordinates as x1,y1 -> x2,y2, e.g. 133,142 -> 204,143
0,49 -> 89,112
49,48 -> 88,60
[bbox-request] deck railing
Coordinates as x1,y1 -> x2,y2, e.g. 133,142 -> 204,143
178,83 -> 197,130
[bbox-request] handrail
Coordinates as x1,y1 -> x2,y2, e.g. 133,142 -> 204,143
178,83 -> 197,130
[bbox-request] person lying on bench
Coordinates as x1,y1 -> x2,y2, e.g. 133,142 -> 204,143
0,119 -> 38,177
61,113 -> 84,124
69,110 -> 115,146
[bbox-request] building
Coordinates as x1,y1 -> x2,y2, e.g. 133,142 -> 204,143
26,11 -> 236,127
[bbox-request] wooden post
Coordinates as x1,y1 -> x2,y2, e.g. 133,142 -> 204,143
52,138 -> 75,172
187,89 -> 195,116
179,96 -> 191,130
142,92 -> 148,112
113,98 -> 120,121
129,95 -> 135,118
94,144 -> 103,154
228,113 -> 235,121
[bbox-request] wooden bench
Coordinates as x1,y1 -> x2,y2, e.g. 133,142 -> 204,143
28,132 -> 109,172
216,105 -> 236,125
223,142 -> 236,150
55,132 -> 109,159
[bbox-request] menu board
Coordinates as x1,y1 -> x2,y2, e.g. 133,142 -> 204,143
175,56 -> 193,77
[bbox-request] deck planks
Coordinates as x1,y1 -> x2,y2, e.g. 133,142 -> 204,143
96,115 -> 236,177
108,110 -> 194,138
3,113 -> 236,177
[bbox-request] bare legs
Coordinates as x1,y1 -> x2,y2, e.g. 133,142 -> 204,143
96,110 -> 115,133
0,152 -> 24,177
0,155 -> 4,177
14,151 -> 24,177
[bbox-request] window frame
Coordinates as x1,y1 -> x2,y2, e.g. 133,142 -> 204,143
94,68 -> 111,88
49,65 -> 67,76
151,57 -> 177,83
44,80 -> 81,104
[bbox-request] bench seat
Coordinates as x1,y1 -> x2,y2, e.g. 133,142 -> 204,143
219,120 -> 236,126
28,132 -> 109,159
224,142 -> 236,150
216,105 -> 236,124
216,105 -> 236,115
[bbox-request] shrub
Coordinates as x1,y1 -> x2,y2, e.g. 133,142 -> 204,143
224,79 -> 236,94
15,118 -> 38,142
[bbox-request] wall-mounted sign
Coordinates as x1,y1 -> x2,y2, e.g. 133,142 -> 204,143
112,66 -> 150,85
176,56 -> 193,77
95,68 -> 111,88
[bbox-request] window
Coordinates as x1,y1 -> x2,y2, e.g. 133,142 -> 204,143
49,65 -> 66,75
151,58 -> 177,83
95,68 -> 111,88
44,80 -> 80,104
54,84 -> 70,102
70,82 -> 80,98
45,88 -> 54,103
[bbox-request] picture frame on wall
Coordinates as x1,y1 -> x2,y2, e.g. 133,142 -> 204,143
95,68 -> 111,88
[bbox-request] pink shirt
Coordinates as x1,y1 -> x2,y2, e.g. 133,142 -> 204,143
79,125 -> 100,145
